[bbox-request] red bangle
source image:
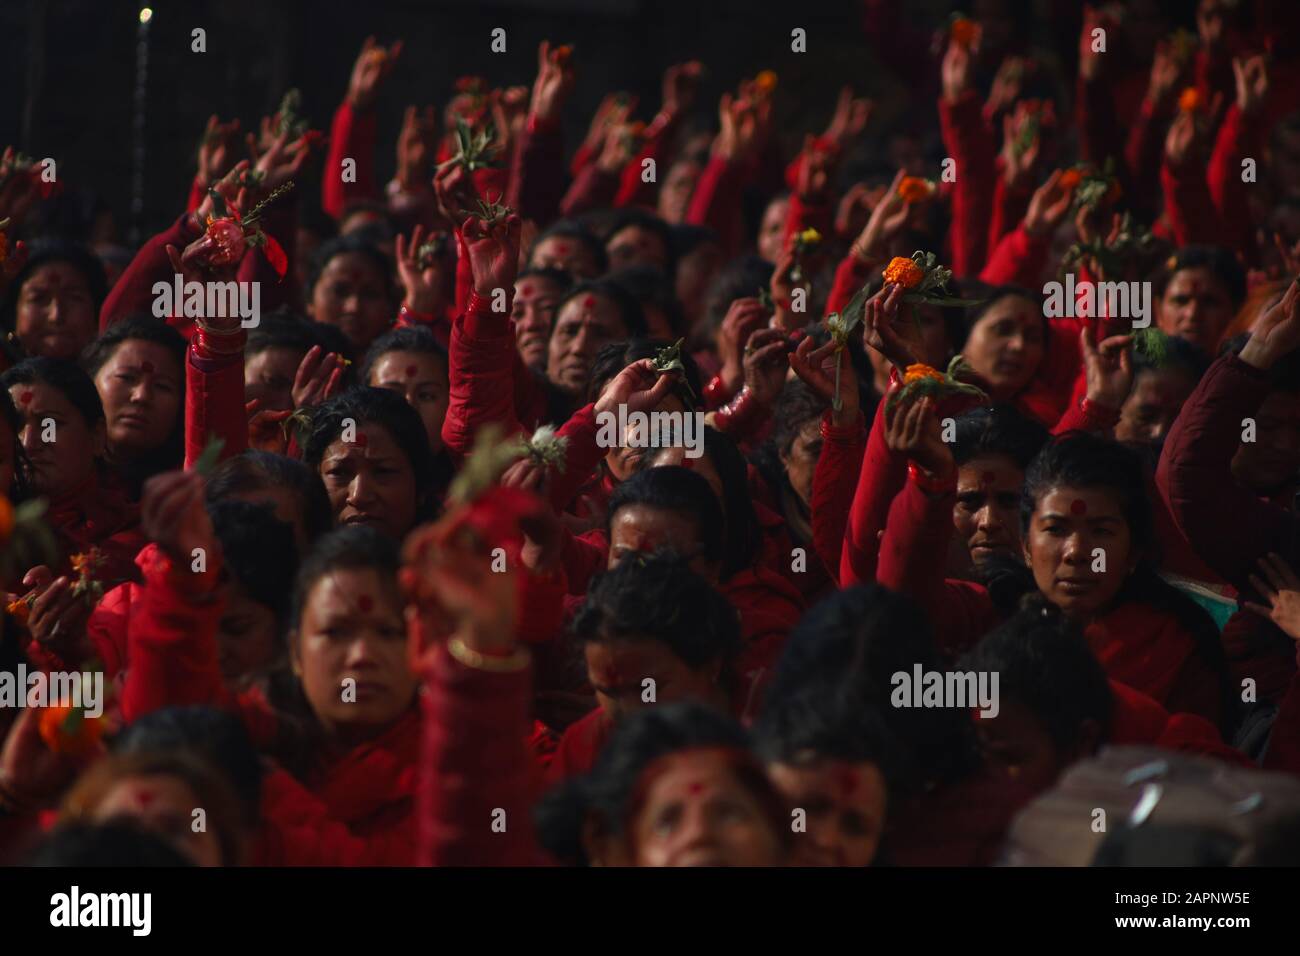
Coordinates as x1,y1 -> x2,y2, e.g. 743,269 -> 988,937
908,462 -> 956,495
398,303 -> 437,327
1079,397 -> 1121,427
702,374 -> 734,410
713,386 -> 765,439
466,289 -> 509,316
194,323 -> 246,357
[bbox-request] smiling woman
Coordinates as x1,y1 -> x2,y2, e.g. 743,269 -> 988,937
0,240 -> 108,362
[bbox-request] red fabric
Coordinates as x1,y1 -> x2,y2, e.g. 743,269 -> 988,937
809,411 -> 865,587
322,100 -> 378,220
886,768 -> 1037,866
781,192 -> 831,250
724,565 -> 805,719
979,223 -> 1050,289
508,122 -> 567,225
99,215 -> 201,333
1159,157 -> 1224,248
685,157 -> 746,258
840,395 -> 907,586
987,173 -> 1033,253
43,474 -> 145,591
938,90 -> 997,278
546,706 -> 610,785
184,337 -> 246,470
559,164 -> 620,219
1107,680 -> 1249,766
825,253 -> 876,318
1208,104 -> 1263,264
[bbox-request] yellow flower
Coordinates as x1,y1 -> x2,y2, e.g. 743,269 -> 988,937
903,363 -> 946,385
883,256 -> 925,289
798,228 -> 822,246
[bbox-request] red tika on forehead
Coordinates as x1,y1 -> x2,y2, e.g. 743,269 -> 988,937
358,594 -> 374,613
555,242 -> 571,255
405,364 -> 418,378
687,780 -> 706,795
140,360 -> 155,374
134,788 -> 156,808
1070,498 -> 1087,515
18,391 -> 32,405
519,283 -> 533,296
584,295 -> 597,309
355,431 -> 369,447
838,768 -> 859,795
981,471 -> 996,486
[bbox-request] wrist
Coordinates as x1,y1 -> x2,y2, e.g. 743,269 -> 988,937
908,461 -> 956,495
446,635 -> 528,672
1238,341 -> 1273,370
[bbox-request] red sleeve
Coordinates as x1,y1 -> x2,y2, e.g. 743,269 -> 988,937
781,192 -> 832,250
614,114 -> 678,209
810,410 -> 866,585
1208,104 -> 1262,262
1123,97 -> 1171,210
185,331 -> 247,470
569,142 -> 596,178
560,527 -> 607,597
1159,157 -> 1224,248
938,90 -> 997,278
978,223 -> 1051,288
685,157 -> 746,258
546,404 -> 607,513
1075,74 -> 1122,168
1157,352 -> 1295,589
440,291 -> 524,464
987,172 -> 1033,253
508,118 -> 567,225
417,646 -> 540,866
517,567 -> 568,646
1051,395 -> 1121,436
840,395 -> 907,586
121,548 -> 228,724
825,253 -> 876,317
99,215 -> 201,332
558,163 -> 620,219
322,100 -> 378,220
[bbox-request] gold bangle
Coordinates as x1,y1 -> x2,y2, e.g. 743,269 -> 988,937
446,636 -> 529,673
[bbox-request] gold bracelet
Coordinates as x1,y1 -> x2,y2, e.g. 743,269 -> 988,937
446,636 -> 529,673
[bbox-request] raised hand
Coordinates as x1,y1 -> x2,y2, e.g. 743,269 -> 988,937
1079,327 -> 1133,411
862,283 -> 918,369
1024,169 -> 1073,238
1245,552 -> 1300,644
348,36 -> 402,110
742,327 -> 791,407
396,105 -> 439,191
595,358 -> 680,418
395,224 -> 449,314
712,92 -> 759,163
717,297 -> 770,393
529,40 -> 576,126
1240,277 -> 1300,370
433,162 -> 479,226
141,470 -> 216,567
883,394 -> 953,481
851,169 -> 911,261
292,345 -> 345,408
1233,54 -> 1268,117
662,61 -> 704,118
942,36 -> 976,103
197,115 -> 243,187
1146,41 -> 1182,108
462,210 -> 523,298
20,566 -> 91,659
824,85 -> 872,147
789,335 -> 860,425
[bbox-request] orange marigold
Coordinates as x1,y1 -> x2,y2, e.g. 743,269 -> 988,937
1178,87 -> 1201,113
897,177 -> 934,203
903,364 -> 946,385
951,17 -> 982,49
1058,169 -> 1083,189
6,597 -> 28,625
38,705 -> 104,757
554,45 -> 573,66
754,70 -> 778,95
883,257 -> 925,289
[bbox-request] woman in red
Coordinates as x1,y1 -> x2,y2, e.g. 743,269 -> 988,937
0,240 -> 106,362
82,318 -> 186,498
879,398 -> 1232,730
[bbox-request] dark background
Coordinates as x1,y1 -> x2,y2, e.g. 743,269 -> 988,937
0,0 -> 914,242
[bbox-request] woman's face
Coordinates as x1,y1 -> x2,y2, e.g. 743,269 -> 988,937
758,197 -> 790,264
319,422 -> 418,539
1024,485 -> 1134,617
606,225 -> 669,274
585,638 -> 719,724
512,275 -> 564,369
976,699 -> 1091,796
9,381 -> 102,499
93,340 -> 182,456
530,236 -> 601,279
658,160 -> 701,225
1115,367 -> 1197,448
608,504 -> 716,581
16,262 -> 97,360
628,751 -> 783,867
309,252 -> 393,351
961,296 -> 1045,398
954,454 -> 1024,566
1231,389 -> 1300,494
1156,267 -> 1234,354
767,758 -> 887,867
368,351 -> 449,456
605,393 -> 688,482
291,566 -> 415,740
545,294 -> 629,396
245,346 -> 306,412
779,418 -> 823,509
216,581 -> 281,681
93,773 -> 225,866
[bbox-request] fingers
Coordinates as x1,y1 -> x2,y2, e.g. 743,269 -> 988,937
22,566 -> 53,590
294,345 -> 324,394
1243,600 -> 1274,619
1249,572 -> 1278,602
166,244 -> 184,275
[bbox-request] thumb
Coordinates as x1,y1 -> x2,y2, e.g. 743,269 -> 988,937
166,244 -> 183,275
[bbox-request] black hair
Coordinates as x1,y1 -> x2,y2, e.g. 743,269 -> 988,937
704,256 -> 774,332
769,379 -> 827,457
960,598 -> 1114,752
952,404 -> 1050,470
670,223 -> 720,260
79,317 -> 188,493
0,387 -> 33,501
1131,332 -> 1210,381
585,337 -> 702,408
606,265 -> 687,337
534,701 -> 781,866
288,524 -> 401,633
24,822 -> 196,867
207,499 -> 298,631
605,209 -> 678,278
606,466 -> 725,569
0,238 -> 108,336
205,450 -> 334,544
113,705 -> 264,827
359,323 -> 449,385
516,265 -> 575,295
1,356 -> 104,426
305,234 -> 395,301
1156,245 -> 1247,306
530,219 -> 609,275
556,278 -> 648,339
764,584 -> 982,792
572,552 -> 741,671
300,386 -> 437,528
246,312 -> 352,360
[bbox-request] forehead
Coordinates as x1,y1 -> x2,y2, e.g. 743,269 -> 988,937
762,197 -> 790,225
957,454 -> 1022,489
24,261 -> 89,290
536,235 -> 589,259
976,295 -> 1039,327
557,294 -> 620,326
371,349 -> 446,381
610,503 -> 699,545
321,252 -> 385,284
585,638 -> 688,678
768,759 -> 887,810
644,751 -> 741,800
609,224 -> 663,247
1036,485 -> 1123,517
324,422 -> 403,457
103,338 -> 181,375
1165,267 -> 1227,298
305,566 -> 396,616
514,275 -> 562,298
10,381 -> 78,416
247,345 -> 307,374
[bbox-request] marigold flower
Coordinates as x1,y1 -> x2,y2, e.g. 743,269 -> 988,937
1178,87 -> 1201,112
883,256 -> 925,289
6,597 -> 28,625
39,705 -> 104,757
798,228 -> 822,246
1058,169 -> 1083,189
554,45 -> 573,66
897,177 -> 935,203
951,17 -> 982,50
903,364 -> 946,385
754,70 -> 778,95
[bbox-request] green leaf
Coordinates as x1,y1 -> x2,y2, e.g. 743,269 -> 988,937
193,436 -> 226,476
